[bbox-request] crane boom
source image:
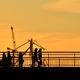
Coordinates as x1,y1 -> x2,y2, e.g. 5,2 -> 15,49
11,26 -> 16,67
11,26 -> 16,49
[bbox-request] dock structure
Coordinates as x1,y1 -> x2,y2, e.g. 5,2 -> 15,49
0,51 -> 80,67
4,27 -> 80,67
0,27 -> 80,79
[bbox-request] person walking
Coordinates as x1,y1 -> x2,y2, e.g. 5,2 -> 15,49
19,52 -> 24,67
38,48 -> 42,67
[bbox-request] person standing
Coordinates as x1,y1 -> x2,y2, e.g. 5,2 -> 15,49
38,48 -> 42,67
31,48 -> 38,67
1,52 -> 6,67
6,51 -> 12,67
19,52 -> 24,67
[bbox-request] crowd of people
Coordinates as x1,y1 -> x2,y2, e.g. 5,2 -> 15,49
0,51 -> 12,67
0,51 -> 24,67
0,48 -> 42,67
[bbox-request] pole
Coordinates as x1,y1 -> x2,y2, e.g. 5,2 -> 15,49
30,38 -> 34,67
11,26 -> 16,67
30,38 -> 33,55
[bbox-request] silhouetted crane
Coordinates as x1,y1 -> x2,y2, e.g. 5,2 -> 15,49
7,27 -> 47,67
11,26 -> 16,50
11,26 -> 17,66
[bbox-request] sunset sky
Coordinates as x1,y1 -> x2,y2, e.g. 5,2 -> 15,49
0,0 -> 80,51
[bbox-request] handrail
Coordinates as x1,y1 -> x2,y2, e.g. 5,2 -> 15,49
0,51 -> 80,67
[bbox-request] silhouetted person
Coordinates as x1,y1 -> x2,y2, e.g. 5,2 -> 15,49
19,52 -> 24,67
34,48 -> 38,62
6,51 -> 12,67
1,52 -> 7,67
31,48 -> 38,67
38,48 -> 42,67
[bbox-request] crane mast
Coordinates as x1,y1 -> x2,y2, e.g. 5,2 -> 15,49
9,27 -> 46,67
11,26 -> 16,67
11,26 -> 16,50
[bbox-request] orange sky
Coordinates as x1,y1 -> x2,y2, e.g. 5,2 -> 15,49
0,0 -> 80,51
0,25 -> 80,51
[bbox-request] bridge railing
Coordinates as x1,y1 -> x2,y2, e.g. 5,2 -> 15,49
0,51 -> 80,67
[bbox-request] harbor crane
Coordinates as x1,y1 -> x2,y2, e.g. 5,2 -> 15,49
7,27 -> 47,67
11,26 -> 16,50
11,26 -> 16,66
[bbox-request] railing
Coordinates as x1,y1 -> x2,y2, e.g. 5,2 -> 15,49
42,51 -> 80,67
0,51 -> 80,67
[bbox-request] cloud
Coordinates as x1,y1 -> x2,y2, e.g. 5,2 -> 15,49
41,0 -> 80,13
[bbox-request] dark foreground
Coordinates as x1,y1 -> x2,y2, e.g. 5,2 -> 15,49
0,67 -> 80,80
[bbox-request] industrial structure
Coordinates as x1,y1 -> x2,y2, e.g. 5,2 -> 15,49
0,27 -> 80,67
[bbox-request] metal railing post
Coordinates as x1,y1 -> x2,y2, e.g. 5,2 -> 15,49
74,53 -> 75,67
59,58 -> 60,67
48,53 -> 49,67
